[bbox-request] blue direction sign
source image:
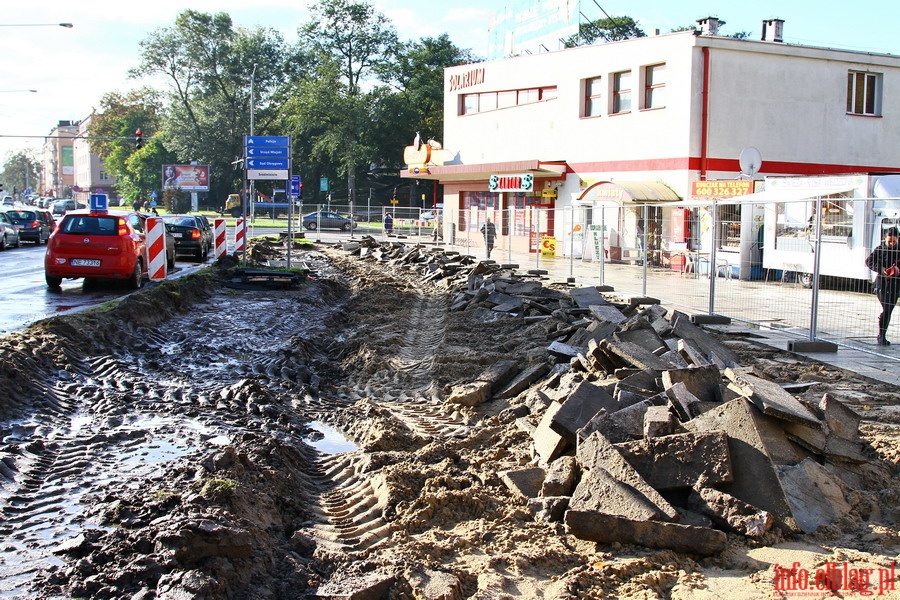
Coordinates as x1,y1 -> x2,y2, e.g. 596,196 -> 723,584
291,175 -> 301,196
247,157 -> 289,169
247,146 -> 288,157
245,135 -> 289,147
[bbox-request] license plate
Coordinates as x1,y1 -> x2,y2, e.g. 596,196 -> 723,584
171,233 -> 183,238
71,259 -> 101,267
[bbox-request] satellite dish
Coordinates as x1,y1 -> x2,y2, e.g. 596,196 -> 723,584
739,147 -> 762,177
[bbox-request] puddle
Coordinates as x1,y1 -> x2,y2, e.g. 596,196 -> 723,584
305,421 -> 356,454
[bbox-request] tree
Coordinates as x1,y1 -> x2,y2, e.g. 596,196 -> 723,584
1,150 -> 40,196
563,16 -> 645,47
131,10 -> 296,206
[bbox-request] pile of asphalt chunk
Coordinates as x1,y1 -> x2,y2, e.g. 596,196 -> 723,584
340,239 -> 876,556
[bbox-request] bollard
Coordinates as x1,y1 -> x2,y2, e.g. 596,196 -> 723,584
146,216 -> 167,281
214,218 -> 227,258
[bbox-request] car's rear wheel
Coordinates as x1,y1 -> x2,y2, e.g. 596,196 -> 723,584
12,235 -> 19,248
45,274 -> 62,288
306,221 -> 317,231
0,234 -> 6,251
196,244 -> 206,262
342,222 -> 352,231
128,260 -> 143,290
168,250 -> 176,270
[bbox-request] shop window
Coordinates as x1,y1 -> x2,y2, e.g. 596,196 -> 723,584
847,71 -> 881,116
583,76 -> 603,117
643,63 -> 665,109
718,204 -> 741,249
612,70 -> 632,114
459,86 -> 557,116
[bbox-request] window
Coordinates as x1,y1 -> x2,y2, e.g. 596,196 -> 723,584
847,71 -> 881,116
459,86 -> 557,116
584,76 -> 603,117
643,63 -> 665,109
613,70 -> 632,114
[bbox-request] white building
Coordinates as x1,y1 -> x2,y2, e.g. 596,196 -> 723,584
402,18 -> 900,266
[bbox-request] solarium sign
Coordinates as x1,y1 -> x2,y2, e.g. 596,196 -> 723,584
489,173 -> 534,193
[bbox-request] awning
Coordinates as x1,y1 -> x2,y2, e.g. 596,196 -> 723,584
729,186 -> 856,202
400,160 -> 567,182
577,181 -> 681,204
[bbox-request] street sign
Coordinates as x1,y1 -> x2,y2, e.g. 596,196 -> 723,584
245,135 -> 289,147
90,193 -> 108,211
247,157 -> 289,170
246,146 -> 288,157
291,175 -> 301,196
248,169 -> 289,180
320,177 -> 329,192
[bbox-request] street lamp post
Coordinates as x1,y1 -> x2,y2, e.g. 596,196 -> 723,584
0,23 -> 73,28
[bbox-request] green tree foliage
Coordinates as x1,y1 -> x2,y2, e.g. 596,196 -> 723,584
131,10 -> 296,206
0,150 -> 40,196
88,88 -> 172,205
563,16 -> 645,47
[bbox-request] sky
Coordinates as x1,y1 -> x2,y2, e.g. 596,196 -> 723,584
1,0 -> 898,174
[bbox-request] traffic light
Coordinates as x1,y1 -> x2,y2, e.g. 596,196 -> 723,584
0,183 -> 3,194
298,182 -> 303,200
135,129 -> 144,149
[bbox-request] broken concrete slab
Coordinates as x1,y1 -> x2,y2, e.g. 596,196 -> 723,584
687,487 -> 774,538
315,573 -> 396,600
499,467 -> 546,500
616,431 -> 732,490
779,458 -> 852,534
662,365 -> 723,404
671,311 -> 740,368
564,510 -> 727,556
684,398 -> 800,532
819,393 -> 862,441
496,362 -> 552,399
527,497 -> 570,523
665,382 -> 703,422
602,339 -> 679,371
589,304 -> 627,325
570,286 -> 610,308
576,432 -> 679,521
568,467 -> 671,521
724,369 -> 821,428
549,380 -> 618,443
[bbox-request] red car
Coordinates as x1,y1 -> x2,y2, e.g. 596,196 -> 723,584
44,209 -> 175,289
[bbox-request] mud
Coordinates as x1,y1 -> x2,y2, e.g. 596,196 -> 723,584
0,240 -> 898,599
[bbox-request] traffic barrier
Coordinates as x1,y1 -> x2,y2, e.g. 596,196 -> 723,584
214,218 -> 227,258
234,218 -> 246,253
146,216 -> 167,281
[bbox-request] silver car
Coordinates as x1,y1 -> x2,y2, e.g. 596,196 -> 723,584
0,211 -> 21,249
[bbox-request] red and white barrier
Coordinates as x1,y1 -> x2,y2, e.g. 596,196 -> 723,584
214,218 -> 227,258
146,216 -> 167,281
234,218 -> 246,253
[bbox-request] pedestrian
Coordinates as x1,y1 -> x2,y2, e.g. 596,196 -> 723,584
865,226 -> 900,345
480,219 -> 497,258
383,213 -> 394,236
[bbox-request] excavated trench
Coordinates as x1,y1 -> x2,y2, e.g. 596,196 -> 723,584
0,242 -> 897,599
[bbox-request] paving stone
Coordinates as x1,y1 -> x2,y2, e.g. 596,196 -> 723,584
533,401 -> 569,463
779,458 -> 852,534
541,455 -> 578,497
548,341 -> 582,360
677,338 -> 715,367
497,362 -> 552,399
684,398 -> 801,532
664,381 -> 702,421
819,393 -> 862,440
565,510 -> 727,556
688,486 -> 774,537
570,286 -> 610,308
316,573 -> 396,600
617,431 -> 732,490
499,467 -> 546,499
724,368 -> 821,428
589,304 -> 627,324
577,409 -> 632,444
602,339 -> 678,371
527,496 -> 570,523
576,431 -> 678,521
642,405 -> 676,438
608,400 -> 653,439
671,311 -> 740,368
614,326 -> 668,353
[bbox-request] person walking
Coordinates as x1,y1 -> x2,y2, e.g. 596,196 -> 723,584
865,226 -> 900,345
480,219 -> 497,259
383,213 -> 394,236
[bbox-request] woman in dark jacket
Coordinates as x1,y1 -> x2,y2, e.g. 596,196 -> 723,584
865,226 -> 900,345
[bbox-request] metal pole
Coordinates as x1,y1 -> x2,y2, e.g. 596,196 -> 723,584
507,203 -> 513,265
242,64 -> 257,266
708,200 -> 718,314
534,206 -> 540,271
600,204 -> 606,285
809,196 -> 824,341
569,205 -> 575,281
642,203 -> 648,297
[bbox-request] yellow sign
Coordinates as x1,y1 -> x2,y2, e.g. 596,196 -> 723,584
541,236 -> 556,257
390,199 -> 399,204
541,189 -> 557,198
692,180 -> 754,198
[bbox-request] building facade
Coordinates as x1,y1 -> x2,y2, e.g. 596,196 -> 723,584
72,116 -> 118,205
403,18 -> 900,266
41,120 -> 78,198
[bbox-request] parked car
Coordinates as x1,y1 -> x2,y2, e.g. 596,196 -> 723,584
2,208 -> 55,244
301,211 -> 357,231
0,212 -> 21,249
160,213 -> 213,261
1,196 -> 14,207
50,199 -> 85,217
44,209 -> 175,289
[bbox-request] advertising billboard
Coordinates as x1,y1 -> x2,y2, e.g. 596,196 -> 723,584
162,165 -> 210,191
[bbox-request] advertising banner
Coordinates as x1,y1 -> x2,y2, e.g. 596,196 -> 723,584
162,165 -> 210,191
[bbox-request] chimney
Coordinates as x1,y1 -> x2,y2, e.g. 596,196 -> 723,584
696,17 -> 724,36
762,18 -> 785,43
